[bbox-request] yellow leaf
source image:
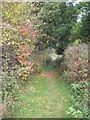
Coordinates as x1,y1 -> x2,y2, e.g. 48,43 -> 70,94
8,42 -> 11,45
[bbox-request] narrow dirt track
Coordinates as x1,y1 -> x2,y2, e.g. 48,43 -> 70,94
41,71 -> 57,102
41,71 -> 57,79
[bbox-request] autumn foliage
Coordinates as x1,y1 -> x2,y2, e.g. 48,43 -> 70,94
62,43 -> 88,118
63,43 -> 88,83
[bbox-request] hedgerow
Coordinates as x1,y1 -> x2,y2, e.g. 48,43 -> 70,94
62,43 -> 88,118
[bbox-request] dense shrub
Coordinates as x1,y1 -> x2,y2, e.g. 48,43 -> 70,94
1,3 -> 41,117
62,43 -> 88,118
63,43 -> 88,83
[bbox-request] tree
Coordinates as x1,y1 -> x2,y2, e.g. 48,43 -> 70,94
38,2 -> 78,54
70,2 -> 90,43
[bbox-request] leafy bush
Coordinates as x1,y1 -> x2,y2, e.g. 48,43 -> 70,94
62,43 -> 88,118
67,81 -> 88,118
1,2 -> 41,117
2,61 -> 19,117
64,43 -> 88,83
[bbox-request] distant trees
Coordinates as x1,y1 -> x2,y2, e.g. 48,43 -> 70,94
37,2 -> 89,54
38,2 -> 78,54
71,2 -> 90,43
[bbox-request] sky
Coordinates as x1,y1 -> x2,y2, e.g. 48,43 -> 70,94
68,0 -> 89,6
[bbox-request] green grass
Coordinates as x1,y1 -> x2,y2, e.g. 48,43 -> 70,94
42,65 -> 58,72
14,70 -> 72,118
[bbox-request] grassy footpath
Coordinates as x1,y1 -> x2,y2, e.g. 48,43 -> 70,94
14,68 -> 72,118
